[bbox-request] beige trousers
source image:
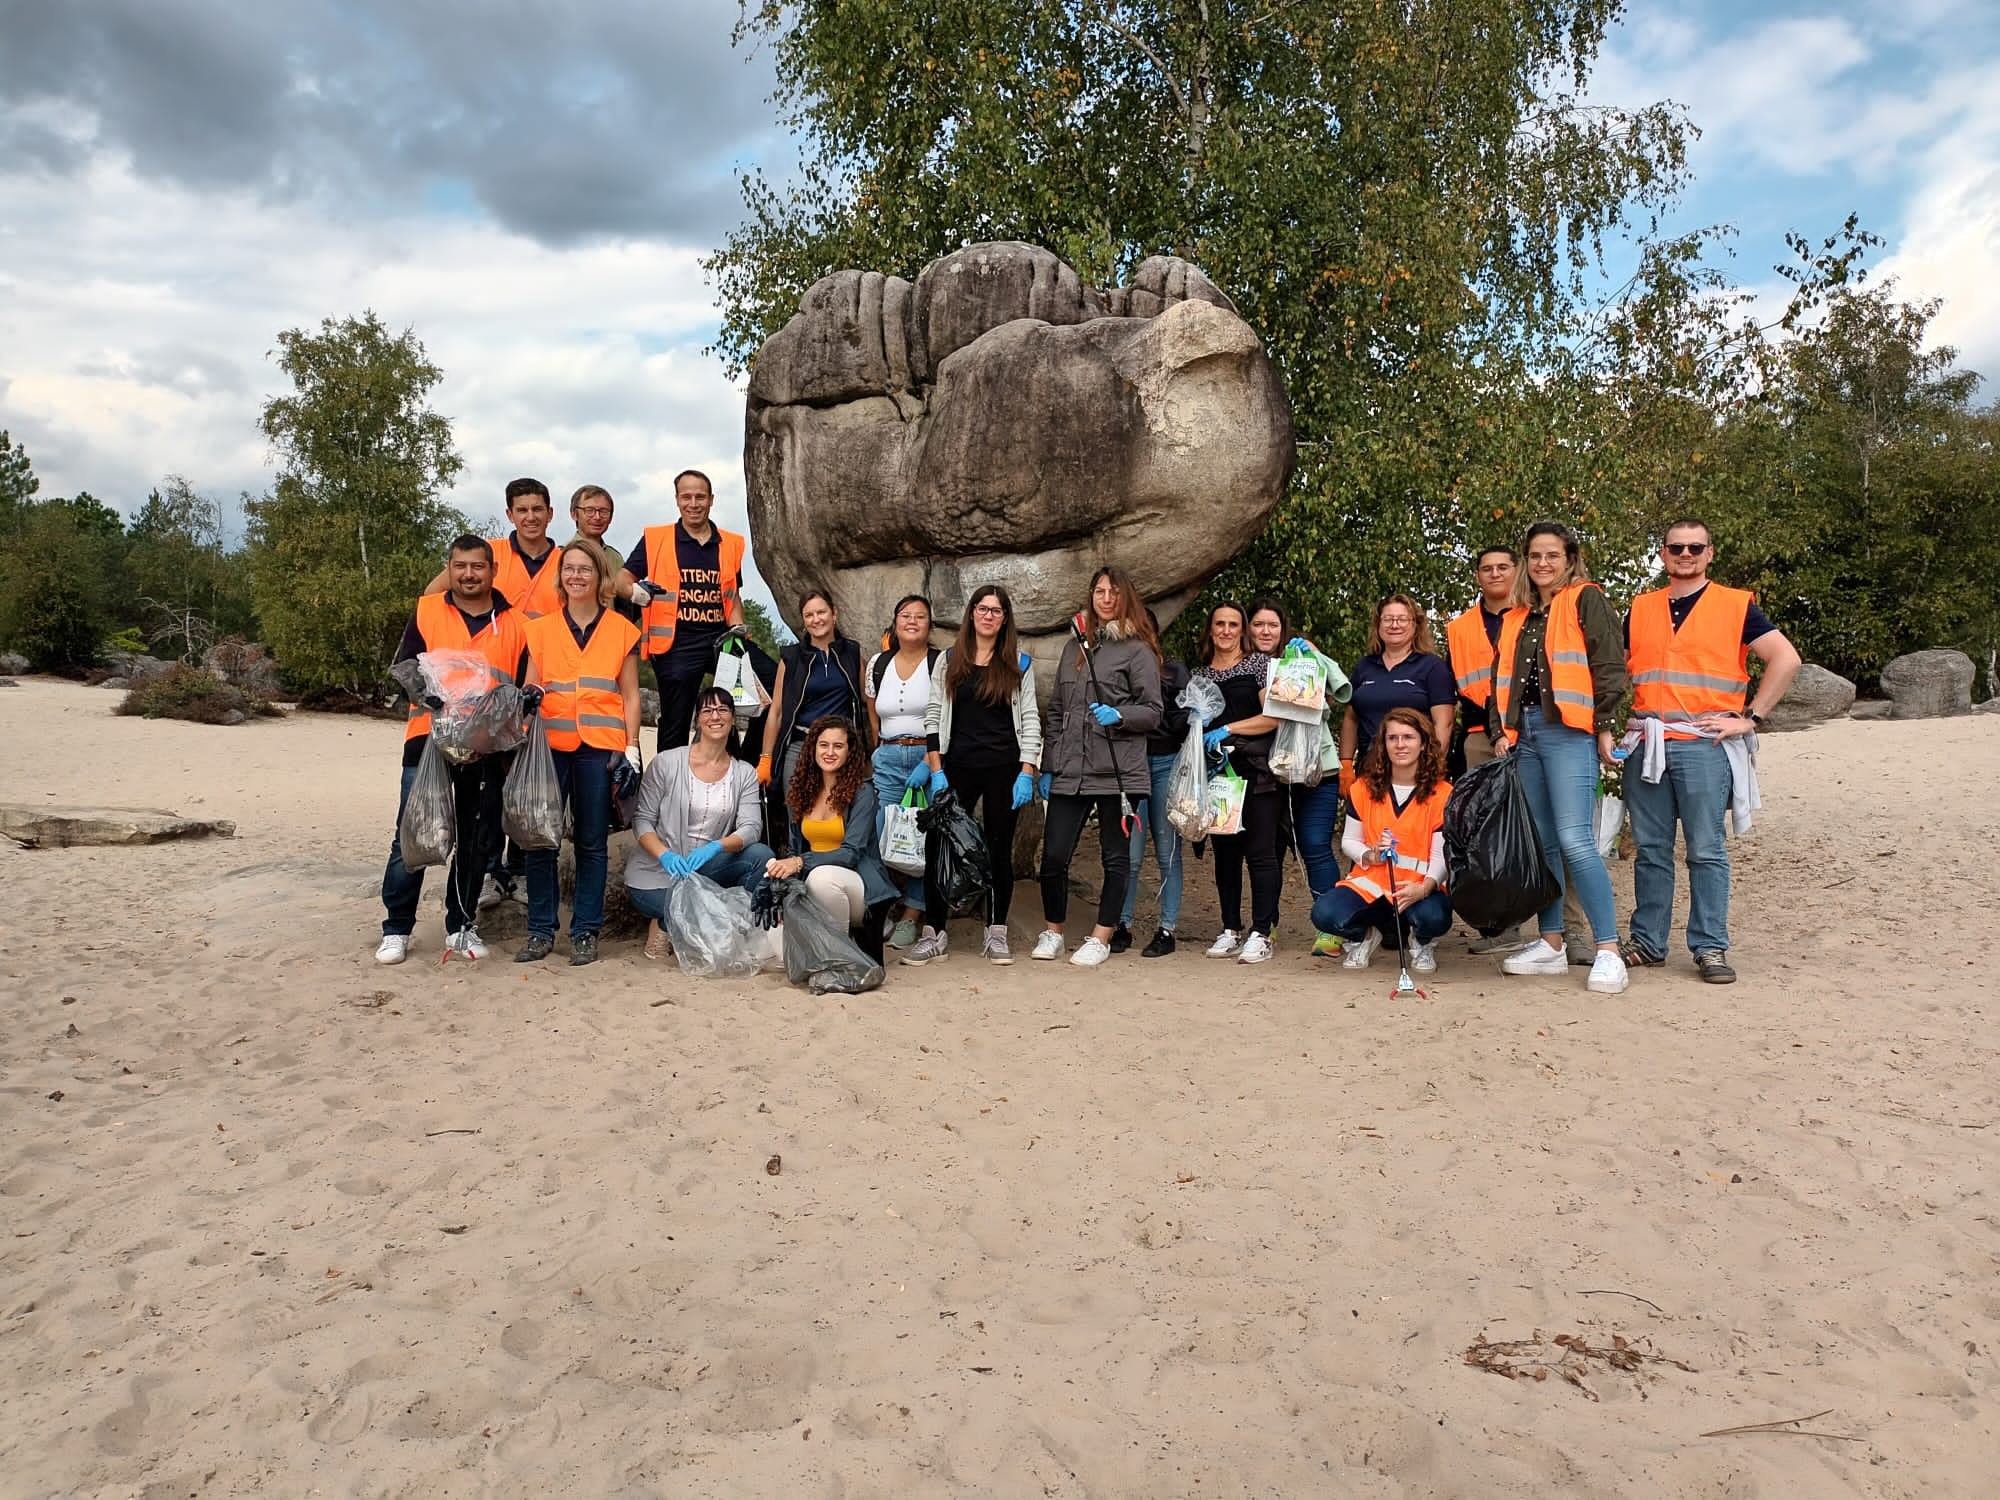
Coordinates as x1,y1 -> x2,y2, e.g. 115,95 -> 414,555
805,865 -> 867,928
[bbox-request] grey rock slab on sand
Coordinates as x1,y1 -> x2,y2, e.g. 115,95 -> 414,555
1763,663 -> 1855,730
1849,700 -> 1894,721
745,242 -> 1295,679
1880,648 -> 1975,719
0,804 -> 237,848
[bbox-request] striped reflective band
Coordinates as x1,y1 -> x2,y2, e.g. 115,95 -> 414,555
578,676 -> 620,692
1632,668 -> 1749,692
542,717 -> 578,734
578,714 -> 625,730
1550,688 -> 1595,709
1549,650 -> 1591,666
541,678 -> 576,693
1455,665 -> 1493,691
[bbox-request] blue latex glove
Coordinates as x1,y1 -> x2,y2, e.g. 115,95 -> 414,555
1088,702 -> 1122,727
657,850 -> 688,879
1010,771 -> 1034,810
929,767 -> 950,796
1035,772 -> 1051,801
1204,725 -> 1231,752
904,758 -> 933,791
686,840 -> 723,874
1286,636 -> 1314,656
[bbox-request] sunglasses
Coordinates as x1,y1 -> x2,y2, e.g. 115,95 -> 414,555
1664,542 -> 1709,556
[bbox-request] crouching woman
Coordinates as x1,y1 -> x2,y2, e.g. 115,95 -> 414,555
764,716 -> 898,966
1311,707 -> 1455,975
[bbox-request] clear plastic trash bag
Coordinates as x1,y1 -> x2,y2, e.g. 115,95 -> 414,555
1166,677 -> 1226,838
1269,715 -> 1324,786
666,872 -> 770,979
398,736 -> 456,870
501,716 -> 563,850
781,880 -> 884,994
392,649 -> 528,764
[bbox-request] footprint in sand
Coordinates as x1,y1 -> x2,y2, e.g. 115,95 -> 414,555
93,1374 -> 164,1456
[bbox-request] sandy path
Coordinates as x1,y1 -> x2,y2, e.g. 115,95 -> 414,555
1,679 -> 1994,1497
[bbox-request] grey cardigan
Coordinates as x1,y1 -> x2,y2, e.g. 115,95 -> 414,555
923,648 -> 1043,766
624,747 -> 764,891
1044,630 -> 1163,797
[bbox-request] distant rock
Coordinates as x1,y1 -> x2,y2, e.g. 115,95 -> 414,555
101,677 -> 131,690
640,688 -> 660,728
0,804 -> 237,848
0,677 -> 16,688
1764,664 -> 1855,731
0,652 -> 27,675
105,651 -> 172,684
1849,700 -> 1893,721
203,639 -> 285,700
1880,649 -> 1975,719
1976,698 -> 2000,716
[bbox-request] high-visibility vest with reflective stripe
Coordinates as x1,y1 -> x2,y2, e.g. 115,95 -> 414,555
1445,603 -> 1501,709
525,610 -> 641,752
490,536 -> 564,620
1338,779 -> 1453,904
404,593 -> 530,742
1627,582 -> 1753,739
1493,582 -> 1599,740
637,525 -> 745,659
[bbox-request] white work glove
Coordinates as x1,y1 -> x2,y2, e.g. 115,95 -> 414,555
629,580 -> 665,606
624,746 -> 642,771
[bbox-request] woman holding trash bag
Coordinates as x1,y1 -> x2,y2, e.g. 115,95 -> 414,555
901,585 -> 1042,967
1034,566 -> 1163,968
764,716 -> 896,966
865,594 -> 940,949
1487,521 -> 1632,994
516,538 -> 643,966
1114,609 -> 1190,957
1338,595 -> 1456,796
1312,708 -> 1456,973
759,589 -> 868,807
1193,601 -> 1285,964
1248,597 -> 1354,959
626,685 -> 776,961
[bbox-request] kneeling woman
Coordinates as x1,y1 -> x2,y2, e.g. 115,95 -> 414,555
1311,707 -> 1455,974
765,716 -> 897,965
625,685 -> 776,960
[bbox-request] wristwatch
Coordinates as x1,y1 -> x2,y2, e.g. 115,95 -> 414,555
1746,710 -> 1765,727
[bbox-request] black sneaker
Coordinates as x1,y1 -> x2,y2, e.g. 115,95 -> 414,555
1141,928 -> 1176,958
568,934 -> 599,967
514,934 -> 555,963
1695,949 -> 1736,984
1109,925 -> 1134,954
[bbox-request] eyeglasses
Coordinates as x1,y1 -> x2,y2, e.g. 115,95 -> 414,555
575,507 -> 612,520
1664,542 -> 1709,556
697,704 -> 735,717
972,604 -> 1006,617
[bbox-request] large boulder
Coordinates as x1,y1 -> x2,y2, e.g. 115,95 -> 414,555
203,639 -> 285,700
1880,649 -> 1974,719
1763,663 -> 1855,731
105,651 -> 172,684
745,243 -> 1295,672
0,652 -> 27,675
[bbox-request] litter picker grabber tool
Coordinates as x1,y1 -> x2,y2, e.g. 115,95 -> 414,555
1382,833 -> 1426,999
1070,612 -> 1139,837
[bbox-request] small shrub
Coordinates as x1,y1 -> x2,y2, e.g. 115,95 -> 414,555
116,663 -> 281,724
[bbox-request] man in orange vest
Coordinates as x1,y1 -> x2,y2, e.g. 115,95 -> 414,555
1621,519 -> 1800,983
425,478 -> 563,622
614,468 -> 746,752
378,536 -> 534,964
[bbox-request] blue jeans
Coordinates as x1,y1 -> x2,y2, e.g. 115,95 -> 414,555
1311,885 -> 1455,945
382,754 -> 504,936
1511,709 -> 1618,945
524,745 -> 615,941
1626,733 -> 1732,956
626,843 -> 778,922
871,741 -> 927,913
1289,778 -> 1345,906
1120,752 -> 1184,931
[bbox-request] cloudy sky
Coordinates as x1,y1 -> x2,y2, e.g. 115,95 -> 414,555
2,0 -> 1995,603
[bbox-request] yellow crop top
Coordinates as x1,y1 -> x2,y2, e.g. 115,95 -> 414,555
800,813 -> 844,853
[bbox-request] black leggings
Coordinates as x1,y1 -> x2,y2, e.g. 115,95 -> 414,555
1211,787 -> 1285,936
924,759 -> 1017,927
1040,793 -> 1132,930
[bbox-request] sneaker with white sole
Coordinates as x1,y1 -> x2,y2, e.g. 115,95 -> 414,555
1310,931 -> 1344,959
1468,925 -> 1525,955
1586,949 -> 1630,994
889,918 -> 919,950
1501,938 -> 1568,975
375,933 -> 409,965
982,925 -> 1014,965
1031,930 -> 1066,962
1410,940 -> 1437,974
446,926 -> 489,961
1205,929 -> 1242,959
1237,931 -> 1273,965
900,929 -> 948,966
477,876 -> 505,911
1342,931 -> 1382,970
1070,936 -> 1110,967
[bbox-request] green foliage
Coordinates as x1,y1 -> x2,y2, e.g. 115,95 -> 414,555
0,430 -> 39,528
739,595 -> 790,655
126,477 -> 258,661
115,662 -> 280,724
0,503 -> 110,669
245,312 -> 468,692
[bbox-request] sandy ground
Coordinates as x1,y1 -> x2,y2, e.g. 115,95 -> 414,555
1,676 -> 1995,1498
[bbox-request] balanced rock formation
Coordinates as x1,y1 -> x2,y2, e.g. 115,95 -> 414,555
745,243 -> 1295,665
1880,648 -> 1975,719
1764,663 -> 1856,731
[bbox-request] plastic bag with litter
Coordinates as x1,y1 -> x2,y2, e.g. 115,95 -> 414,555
665,872 -> 770,979
502,716 -> 563,850
1443,754 -> 1562,930
917,789 -> 990,914
398,736 -> 456,870
1166,676 -> 1225,838
1269,715 -> 1324,786
393,649 -> 528,764
879,788 -> 928,876
780,880 -> 884,994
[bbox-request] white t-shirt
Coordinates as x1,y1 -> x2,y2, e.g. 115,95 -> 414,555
867,651 -> 932,740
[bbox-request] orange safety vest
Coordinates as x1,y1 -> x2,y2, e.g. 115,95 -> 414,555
1338,779 -> 1453,904
526,610 -> 641,752
637,524 -> 745,659
490,535 -> 564,620
403,593 -> 530,742
1445,603 -> 1501,709
1493,582 -> 1600,741
1627,583 -> 1754,739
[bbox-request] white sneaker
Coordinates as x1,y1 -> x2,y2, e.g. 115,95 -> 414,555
477,876 -> 505,910
1342,931 -> 1381,970
1410,940 -> 1437,974
447,926 -> 489,961
1205,930 -> 1242,958
1031,930 -> 1066,962
1586,950 -> 1630,994
1237,932 -> 1273,965
1501,938 -> 1568,975
1069,936 -> 1110,967
374,934 -> 409,965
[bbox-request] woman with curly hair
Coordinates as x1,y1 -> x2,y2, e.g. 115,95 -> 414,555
1311,707 -> 1456,975
764,715 -> 898,964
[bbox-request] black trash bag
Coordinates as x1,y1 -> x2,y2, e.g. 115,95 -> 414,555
915,788 -> 990,915
398,737 -> 455,870
608,753 -> 642,833
502,717 -> 563,850
780,880 -> 883,994
1443,753 -> 1562,931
